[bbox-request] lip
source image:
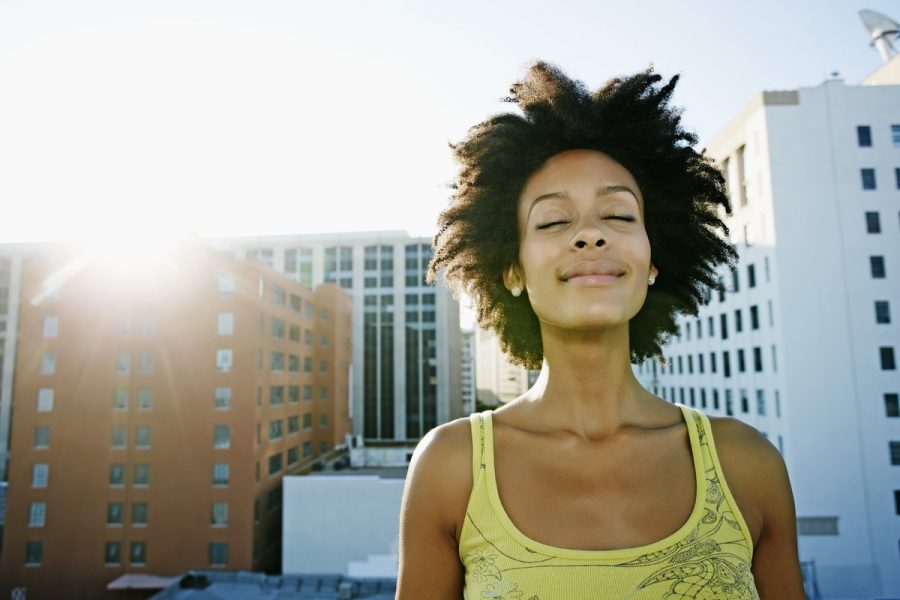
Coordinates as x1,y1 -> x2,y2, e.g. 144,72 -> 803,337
565,273 -> 623,286
560,260 -> 627,281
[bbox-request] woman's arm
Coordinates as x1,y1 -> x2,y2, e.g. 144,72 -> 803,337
715,418 -> 807,599
396,419 -> 472,599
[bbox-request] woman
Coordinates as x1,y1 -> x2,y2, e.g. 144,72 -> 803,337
397,62 -> 805,599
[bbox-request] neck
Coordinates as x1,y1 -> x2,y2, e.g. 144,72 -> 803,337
523,322 -> 657,438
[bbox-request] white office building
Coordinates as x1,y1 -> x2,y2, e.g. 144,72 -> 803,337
474,327 -> 539,407
461,328 -> 476,415
635,55 -> 900,598
222,231 -> 462,442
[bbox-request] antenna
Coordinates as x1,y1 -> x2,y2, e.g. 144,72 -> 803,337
859,9 -> 900,62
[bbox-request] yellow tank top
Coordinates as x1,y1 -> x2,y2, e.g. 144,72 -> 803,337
458,404 -> 760,599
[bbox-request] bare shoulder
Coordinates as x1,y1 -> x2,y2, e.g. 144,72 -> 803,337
707,415 -> 785,478
403,416 -> 474,537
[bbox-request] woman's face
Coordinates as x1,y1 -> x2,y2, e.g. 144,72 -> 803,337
506,149 -> 658,331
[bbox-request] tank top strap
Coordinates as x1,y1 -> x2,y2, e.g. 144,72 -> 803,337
468,410 -> 490,481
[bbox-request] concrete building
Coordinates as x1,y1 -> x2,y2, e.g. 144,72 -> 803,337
460,328 -> 476,415
474,327 -> 538,407
221,231 -> 462,443
0,238 -> 352,599
635,55 -> 900,598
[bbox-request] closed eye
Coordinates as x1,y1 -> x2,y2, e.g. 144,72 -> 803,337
536,216 -> 635,229
536,220 -> 569,230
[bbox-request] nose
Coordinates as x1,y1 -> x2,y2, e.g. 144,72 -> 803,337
571,228 -> 605,250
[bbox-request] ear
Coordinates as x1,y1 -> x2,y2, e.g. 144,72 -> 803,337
502,264 -> 523,292
649,263 -> 659,279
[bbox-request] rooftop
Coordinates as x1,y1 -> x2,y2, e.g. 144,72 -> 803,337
150,571 -> 396,600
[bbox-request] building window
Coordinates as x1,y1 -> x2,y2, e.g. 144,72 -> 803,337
866,211 -> 881,233
319,414 -> 328,429
737,349 -> 746,373
710,352 -> 717,374
288,354 -> 300,372
861,168 -> 876,190
730,267 -> 739,293
107,502 -> 123,525
698,353 -> 704,374
304,357 -> 313,373
797,517 -> 838,536
750,305 -> 759,330
214,425 -> 230,449
756,390 -> 766,415
708,316 -> 714,336
133,464 -> 150,486
109,463 -> 125,486
896,167 -> 900,190
304,329 -> 313,345
720,313 -> 728,340
287,446 -> 299,465
138,351 -> 154,374
881,347 -> 896,370
105,542 -> 121,565
35,426 -> 50,448
753,347 -> 763,372
25,541 -> 42,566
268,452 -> 282,475
216,349 -> 233,372
32,464 -> 49,488
288,385 -> 299,403
687,355 -> 693,374
135,426 -> 151,449
289,324 -> 300,342
115,351 -> 129,374
890,441 -> 900,465
723,351 -> 731,378
40,351 -> 56,375
211,502 -> 228,526
113,387 -> 128,411
303,413 -> 312,430
875,301 -> 891,324
272,285 -> 286,307
37,388 -> 53,412
747,264 -> 756,288
871,256 -> 886,278
303,385 -> 313,401
138,388 -> 153,411
132,502 -> 148,525
271,317 -> 285,339
269,419 -> 283,441
29,502 -> 46,527
886,393 -> 899,417
43,315 -> 59,338
213,386 -> 231,410
735,309 -> 743,333
320,441 -> 328,455
857,125 -> 872,147
320,387 -> 329,401
740,389 -> 749,413
288,416 -> 299,434
218,274 -> 235,295
130,542 -> 146,565
320,308 -> 329,320
213,463 -> 229,486
303,440 -> 312,458
217,312 -> 234,335
209,542 -> 228,567
139,316 -> 156,337
270,352 -> 284,371
111,425 -> 127,448
891,124 -> 900,147
269,385 -> 284,406
319,360 -> 328,373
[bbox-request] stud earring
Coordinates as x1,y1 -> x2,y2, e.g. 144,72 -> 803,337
511,286 -> 522,297
648,274 -> 656,285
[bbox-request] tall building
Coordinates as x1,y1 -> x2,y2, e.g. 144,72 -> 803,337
474,327 -> 538,407
460,328 -> 476,415
635,55 -> 900,598
0,238 -> 352,599
221,231 -> 462,442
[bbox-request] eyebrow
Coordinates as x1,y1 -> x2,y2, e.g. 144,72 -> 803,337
526,185 -> 640,220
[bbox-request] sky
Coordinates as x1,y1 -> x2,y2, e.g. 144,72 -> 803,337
0,0 -> 898,244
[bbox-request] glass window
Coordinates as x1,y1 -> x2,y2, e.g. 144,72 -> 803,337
288,385 -> 299,403
866,211 -> 881,233
111,425 -> 126,448
319,360 -> 328,373
268,452 -> 282,475
215,387 -> 231,410
32,464 -> 49,488
289,324 -> 300,342
211,502 -> 228,526
288,416 -> 299,434
218,274 -> 235,295
271,317 -> 285,338
25,541 -> 42,565
303,385 -> 312,401
890,441 -> 900,465
109,463 -> 125,485
320,308 -> 329,320
113,387 -> 128,411
130,542 -> 146,565
891,124 -> 900,147
115,351 -> 129,374
735,309 -> 743,333
269,419 -> 283,441
303,413 -> 312,430
214,425 -> 230,449
871,256 -> 886,279
304,329 -> 313,345
720,313 -> 728,340
303,441 -> 312,458
133,464 -> 150,486
136,426 -> 151,448
29,502 -> 46,527
34,426 -> 50,449
218,312 -> 234,335
137,388 -> 153,411
861,168 -> 876,190
880,347 -> 896,370
138,351 -> 154,374
37,388 -> 53,412
132,502 -> 148,525
107,502 -> 123,525
875,301 -> 891,324
43,315 -> 58,338
750,305 -> 759,330
105,542 -> 121,565
270,352 -> 284,371
287,446 -> 299,465
753,347 -> 763,372
40,351 -> 56,375
886,393 -> 899,417
319,414 -> 328,429
737,349 -> 746,373
213,463 -> 229,485
269,386 -> 284,405
209,542 -> 228,566
216,349 -> 233,372
857,125 -> 872,147
304,357 -> 313,373
320,387 -> 328,401
747,264 -> 756,288
272,285 -> 286,306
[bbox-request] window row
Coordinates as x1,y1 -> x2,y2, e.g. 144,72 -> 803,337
657,346 -> 776,377
214,349 -> 329,374
856,124 -> 900,148
658,385 -> 780,419
859,167 -> 900,191
267,385 -> 328,406
22,540 -> 228,568
266,442 -> 313,475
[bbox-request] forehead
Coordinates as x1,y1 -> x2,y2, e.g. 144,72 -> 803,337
518,149 -> 643,214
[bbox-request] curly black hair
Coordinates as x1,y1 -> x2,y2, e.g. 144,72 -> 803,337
426,61 -> 737,370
